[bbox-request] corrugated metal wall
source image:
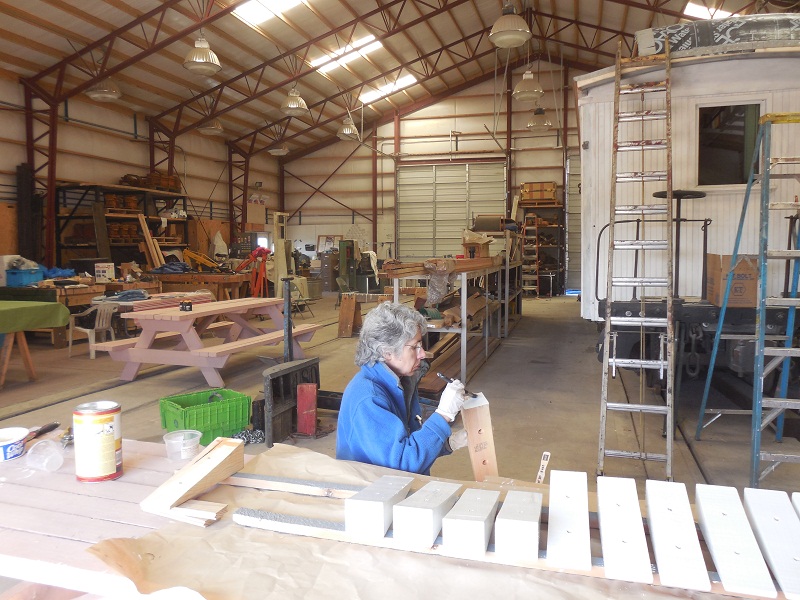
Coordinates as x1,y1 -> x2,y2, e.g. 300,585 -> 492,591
566,150 -> 582,290
395,162 -> 506,259
577,53 -> 800,321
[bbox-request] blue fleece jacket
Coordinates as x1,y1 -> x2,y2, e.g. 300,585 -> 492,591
336,361 -> 452,475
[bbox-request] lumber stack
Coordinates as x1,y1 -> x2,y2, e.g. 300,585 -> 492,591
382,256 -> 502,279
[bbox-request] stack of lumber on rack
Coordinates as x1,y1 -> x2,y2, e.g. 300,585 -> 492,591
419,335 -> 501,399
383,257 -> 502,279
137,214 -> 165,270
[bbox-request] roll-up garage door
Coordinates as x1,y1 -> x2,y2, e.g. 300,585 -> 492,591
396,162 -> 506,260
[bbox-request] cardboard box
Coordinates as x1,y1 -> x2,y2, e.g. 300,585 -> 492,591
463,242 -> 491,258
521,181 -> 557,192
705,254 -> 758,308
94,262 -> 116,283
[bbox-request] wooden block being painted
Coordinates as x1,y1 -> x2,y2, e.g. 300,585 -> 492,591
461,393 -> 498,482
744,487 -> 800,600
545,470 -> 591,572
392,481 -> 461,549
493,490 -> 542,562
645,480 -> 710,592
344,475 -> 414,540
695,484 -> 776,598
441,488 -> 500,559
596,476 -> 653,584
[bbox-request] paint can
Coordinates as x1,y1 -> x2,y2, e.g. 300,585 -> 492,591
73,400 -> 123,482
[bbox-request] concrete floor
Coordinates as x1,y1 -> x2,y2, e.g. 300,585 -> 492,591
2,293 -> 799,501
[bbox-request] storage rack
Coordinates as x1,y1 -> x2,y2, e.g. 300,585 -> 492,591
519,182 -> 565,296
55,183 -> 189,267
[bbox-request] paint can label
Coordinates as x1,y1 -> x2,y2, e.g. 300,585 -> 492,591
73,400 -> 123,482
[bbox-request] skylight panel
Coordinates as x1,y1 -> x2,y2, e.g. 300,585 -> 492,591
360,74 -> 417,105
683,2 -> 732,19
311,35 -> 383,73
234,0 -> 303,25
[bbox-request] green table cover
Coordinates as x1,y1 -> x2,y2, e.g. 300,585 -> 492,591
0,301 -> 70,334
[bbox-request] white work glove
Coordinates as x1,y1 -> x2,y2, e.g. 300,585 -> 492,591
448,428 -> 468,452
436,379 -> 466,423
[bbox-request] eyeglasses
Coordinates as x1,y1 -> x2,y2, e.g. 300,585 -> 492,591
405,342 -> 424,353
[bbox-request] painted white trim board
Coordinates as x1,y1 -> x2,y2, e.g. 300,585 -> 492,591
442,488 -> 500,559
494,490 -> 542,562
344,475 -> 414,540
596,476 -> 653,584
645,480 -> 710,592
392,481 -> 461,549
695,484 -> 776,598
793,492 -> 800,519
744,487 -> 800,600
546,470 -> 592,572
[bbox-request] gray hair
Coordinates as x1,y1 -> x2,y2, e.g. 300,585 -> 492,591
354,302 -> 426,367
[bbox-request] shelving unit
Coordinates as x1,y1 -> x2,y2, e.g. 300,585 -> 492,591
519,182 -> 565,297
56,183 -> 189,267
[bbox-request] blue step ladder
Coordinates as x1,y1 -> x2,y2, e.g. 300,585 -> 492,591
696,112 -> 800,488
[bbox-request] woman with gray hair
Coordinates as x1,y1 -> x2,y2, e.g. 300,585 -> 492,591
336,302 -> 467,475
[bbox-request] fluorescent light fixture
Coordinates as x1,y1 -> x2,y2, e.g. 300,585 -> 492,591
337,117 -> 360,141
184,34 -> 222,76
268,143 -> 290,156
234,0 -> 303,25
311,35 -> 383,74
683,2 -> 732,19
85,78 -> 122,102
512,70 -> 544,103
527,107 -> 552,132
197,118 -> 225,136
281,87 -> 309,117
360,74 -> 417,104
489,3 -> 531,49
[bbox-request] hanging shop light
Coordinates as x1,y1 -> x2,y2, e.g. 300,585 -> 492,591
512,70 -> 544,103
196,117 -> 225,136
281,87 -> 309,117
85,78 -> 122,102
268,143 -> 290,156
337,116 -> 360,141
489,3 -> 531,49
527,106 -> 552,132
183,32 -> 222,76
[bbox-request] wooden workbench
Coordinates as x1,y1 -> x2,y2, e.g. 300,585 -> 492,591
150,272 -> 249,300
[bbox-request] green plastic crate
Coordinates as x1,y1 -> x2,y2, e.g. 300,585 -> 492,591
159,388 -> 252,446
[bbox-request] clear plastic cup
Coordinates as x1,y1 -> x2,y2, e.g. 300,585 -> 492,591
163,430 -> 202,460
26,439 -> 65,472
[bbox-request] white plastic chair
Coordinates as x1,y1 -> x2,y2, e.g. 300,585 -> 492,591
68,303 -> 119,359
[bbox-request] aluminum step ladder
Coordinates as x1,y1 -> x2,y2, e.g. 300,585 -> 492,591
696,113 -> 800,487
597,44 -> 675,480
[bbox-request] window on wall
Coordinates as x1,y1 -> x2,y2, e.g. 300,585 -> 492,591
698,104 -> 760,185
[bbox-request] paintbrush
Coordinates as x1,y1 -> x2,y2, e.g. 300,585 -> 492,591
436,372 -> 478,398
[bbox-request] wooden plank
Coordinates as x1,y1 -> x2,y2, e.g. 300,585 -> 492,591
137,213 -> 157,269
645,479 -> 710,592
223,472 -> 364,499
392,481 -> 461,549
493,490 -> 542,562
695,484 -> 776,598
546,470 -> 592,572
744,487 -> 800,600
461,393 -> 498,482
344,475 -> 414,540
140,437 -> 244,516
441,488 -> 500,559
337,294 -> 362,338
596,476 -> 653,584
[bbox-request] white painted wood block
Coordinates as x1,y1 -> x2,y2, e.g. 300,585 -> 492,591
392,481 -> 461,549
494,490 -> 542,562
744,487 -> 800,600
695,484 -> 776,598
793,492 -> 800,519
344,475 -> 414,540
645,479 -> 710,592
546,470 -> 592,572
441,488 -> 500,559
596,476 -> 653,584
